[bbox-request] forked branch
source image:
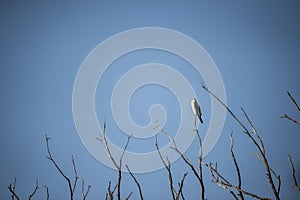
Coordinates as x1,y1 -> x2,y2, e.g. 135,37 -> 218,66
45,135 -> 78,200
125,165 -> 144,200
281,91 -> 300,124
155,136 -> 177,200
82,179 -> 91,200
202,85 -> 280,200
7,178 -> 19,200
7,178 -> 39,200
229,133 -> 244,200
288,155 -> 300,191
28,179 -> 39,200
206,162 -> 270,200
97,118 -> 133,200
155,124 -> 205,200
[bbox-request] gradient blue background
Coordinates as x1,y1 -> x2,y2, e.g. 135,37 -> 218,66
1,1 -> 300,199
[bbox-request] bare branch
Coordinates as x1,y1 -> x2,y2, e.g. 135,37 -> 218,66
7,178 -> 20,200
96,118 -> 118,169
241,107 -> 265,153
229,133 -> 244,200
280,114 -> 300,125
155,125 -> 201,183
288,154 -> 300,191
206,162 -> 270,200
175,173 -> 188,200
202,85 -> 280,200
45,135 -> 75,200
43,185 -> 49,200
106,181 -> 116,200
97,118 -> 133,200
155,136 -> 176,200
178,181 -> 185,200
156,125 -> 205,199
126,165 -> 144,200
241,108 -> 281,199
281,91 -> 300,124
71,156 -> 78,194
288,91 -> 300,111
125,192 -> 133,200
207,162 -> 238,200
28,179 -> 39,200
81,179 -> 91,200
194,123 -> 205,200
154,125 -> 177,149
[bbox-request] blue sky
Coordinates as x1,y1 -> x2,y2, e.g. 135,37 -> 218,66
1,1 -> 300,199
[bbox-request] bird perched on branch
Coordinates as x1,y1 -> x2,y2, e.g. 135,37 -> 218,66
191,97 -> 203,123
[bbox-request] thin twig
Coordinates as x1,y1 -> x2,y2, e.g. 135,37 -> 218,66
280,114 -> 300,124
288,91 -> 300,111
96,119 -> 118,168
155,125 -> 202,184
125,192 -> 133,200
178,181 -> 185,200
106,181 -> 116,200
71,156 -> 78,194
208,162 -> 238,200
288,154 -> 300,191
229,133 -> 244,200
45,135 -> 76,200
43,185 -> 49,200
126,165 -> 144,200
175,173 -> 188,200
155,136 -> 176,200
81,179 -> 91,200
28,179 -> 39,200
281,91 -> 300,124
194,123 -> 205,200
97,118 -> 133,200
202,85 -> 280,200
241,107 -> 265,153
241,108 -> 281,199
156,124 -> 205,199
206,162 -> 270,200
7,178 -> 20,200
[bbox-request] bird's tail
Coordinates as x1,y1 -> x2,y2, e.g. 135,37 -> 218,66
199,116 -> 203,123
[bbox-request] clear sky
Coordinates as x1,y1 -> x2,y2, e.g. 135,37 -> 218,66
0,1 -> 300,199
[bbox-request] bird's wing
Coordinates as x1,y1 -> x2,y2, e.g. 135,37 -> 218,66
195,100 -> 201,118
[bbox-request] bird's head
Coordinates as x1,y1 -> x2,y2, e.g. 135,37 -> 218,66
192,97 -> 196,101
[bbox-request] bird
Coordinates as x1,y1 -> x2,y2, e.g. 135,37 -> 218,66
191,97 -> 203,123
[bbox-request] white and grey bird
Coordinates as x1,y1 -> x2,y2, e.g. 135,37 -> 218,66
191,97 -> 203,123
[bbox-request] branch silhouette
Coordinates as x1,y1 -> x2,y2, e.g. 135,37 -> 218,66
43,185 -> 49,200
82,179 -> 91,200
7,178 -> 39,200
155,135 -> 187,200
281,91 -> 300,124
288,154 -> 300,191
155,123 -> 205,200
97,118 -> 137,200
7,178 -> 19,200
125,165 -> 144,200
202,85 -> 280,200
45,135 -> 86,200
